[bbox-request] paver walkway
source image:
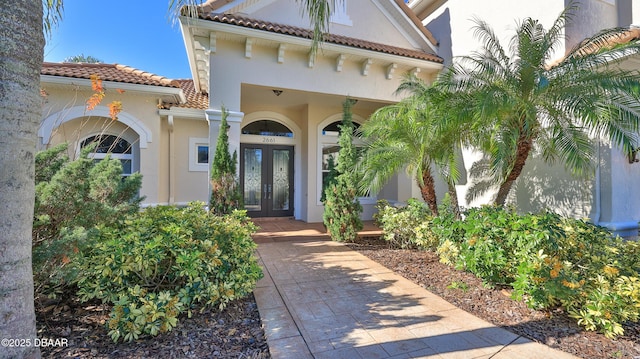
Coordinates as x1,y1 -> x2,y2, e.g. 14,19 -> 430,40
253,239 -> 579,359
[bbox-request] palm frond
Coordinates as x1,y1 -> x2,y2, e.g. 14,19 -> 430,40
296,0 -> 331,56
43,0 -> 63,37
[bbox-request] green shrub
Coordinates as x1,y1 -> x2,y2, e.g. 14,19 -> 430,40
323,98 -> 363,242
73,203 -> 262,342
33,144 -> 142,297
432,206 -> 640,338
374,199 -> 438,249
210,107 -> 241,215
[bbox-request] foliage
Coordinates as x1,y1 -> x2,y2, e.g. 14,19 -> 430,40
73,203 -> 262,342
320,154 -> 338,203
439,7 -> 640,205
323,98 -> 363,242
359,76 -> 465,217
374,199 -> 438,250
33,143 -> 142,297
431,206 -> 640,338
210,107 -> 241,215
63,53 -> 102,63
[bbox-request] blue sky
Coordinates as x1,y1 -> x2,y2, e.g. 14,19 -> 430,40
44,0 -> 192,79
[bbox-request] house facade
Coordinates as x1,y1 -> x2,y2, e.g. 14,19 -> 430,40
179,0 -> 444,222
40,0 -> 640,236
39,63 -> 211,206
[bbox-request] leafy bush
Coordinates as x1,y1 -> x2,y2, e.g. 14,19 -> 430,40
374,199 -> 438,249
33,143 -> 142,297
431,206 -> 640,338
73,203 -> 262,342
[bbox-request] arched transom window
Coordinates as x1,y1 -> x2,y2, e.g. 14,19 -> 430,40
242,120 -> 293,138
80,134 -> 134,176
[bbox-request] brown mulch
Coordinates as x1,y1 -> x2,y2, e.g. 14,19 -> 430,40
35,294 -> 269,358
347,236 -> 640,359
36,236 -> 640,359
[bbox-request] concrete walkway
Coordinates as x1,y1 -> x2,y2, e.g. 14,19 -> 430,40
253,239 -> 578,359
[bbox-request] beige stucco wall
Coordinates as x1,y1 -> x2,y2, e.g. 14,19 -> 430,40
171,118 -> 210,204
41,87 -> 164,204
248,0 -> 426,51
40,84 -> 210,207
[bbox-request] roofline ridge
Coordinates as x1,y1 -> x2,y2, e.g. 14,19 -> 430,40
115,63 -> 181,88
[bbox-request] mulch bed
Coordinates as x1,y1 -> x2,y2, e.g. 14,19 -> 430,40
347,236 -> 640,359
36,294 -> 269,358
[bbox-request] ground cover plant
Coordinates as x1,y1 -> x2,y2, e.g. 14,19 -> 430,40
375,200 -> 640,339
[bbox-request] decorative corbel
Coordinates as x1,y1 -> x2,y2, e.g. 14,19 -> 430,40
362,59 -> 373,76
245,38 -> 253,58
336,54 -> 346,72
277,44 -> 286,63
386,63 -> 397,80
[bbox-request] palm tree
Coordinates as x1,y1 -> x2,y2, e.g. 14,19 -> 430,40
1,1 -> 330,358
358,76 -> 464,218
440,6 -> 640,206
0,2 -> 45,358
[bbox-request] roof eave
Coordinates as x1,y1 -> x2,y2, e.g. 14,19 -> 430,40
40,74 -> 186,104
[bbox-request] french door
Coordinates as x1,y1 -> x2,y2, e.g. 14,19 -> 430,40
240,144 -> 294,217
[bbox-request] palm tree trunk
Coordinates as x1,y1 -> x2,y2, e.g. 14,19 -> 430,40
418,169 -> 439,216
494,137 -> 533,206
0,1 -> 44,358
447,181 -> 461,220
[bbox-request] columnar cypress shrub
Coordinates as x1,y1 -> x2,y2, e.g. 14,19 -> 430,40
323,98 -> 363,241
210,107 -> 241,215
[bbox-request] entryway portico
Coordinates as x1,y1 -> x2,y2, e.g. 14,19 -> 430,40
181,0 -> 444,222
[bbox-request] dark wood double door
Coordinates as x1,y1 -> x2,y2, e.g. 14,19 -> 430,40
240,144 -> 294,217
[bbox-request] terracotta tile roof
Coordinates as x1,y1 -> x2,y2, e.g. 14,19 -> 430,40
41,62 -> 181,88
548,27 -> 640,68
198,13 -> 443,63
168,79 -> 209,110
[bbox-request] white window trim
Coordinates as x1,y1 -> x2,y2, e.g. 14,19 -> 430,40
189,137 -> 209,172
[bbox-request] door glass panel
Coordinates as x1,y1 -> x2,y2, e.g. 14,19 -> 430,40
244,148 -> 262,211
272,149 -> 290,211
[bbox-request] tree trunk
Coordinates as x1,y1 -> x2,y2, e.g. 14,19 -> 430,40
0,1 -> 44,358
447,180 -> 461,220
494,136 -> 533,206
418,168 -> 439,216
